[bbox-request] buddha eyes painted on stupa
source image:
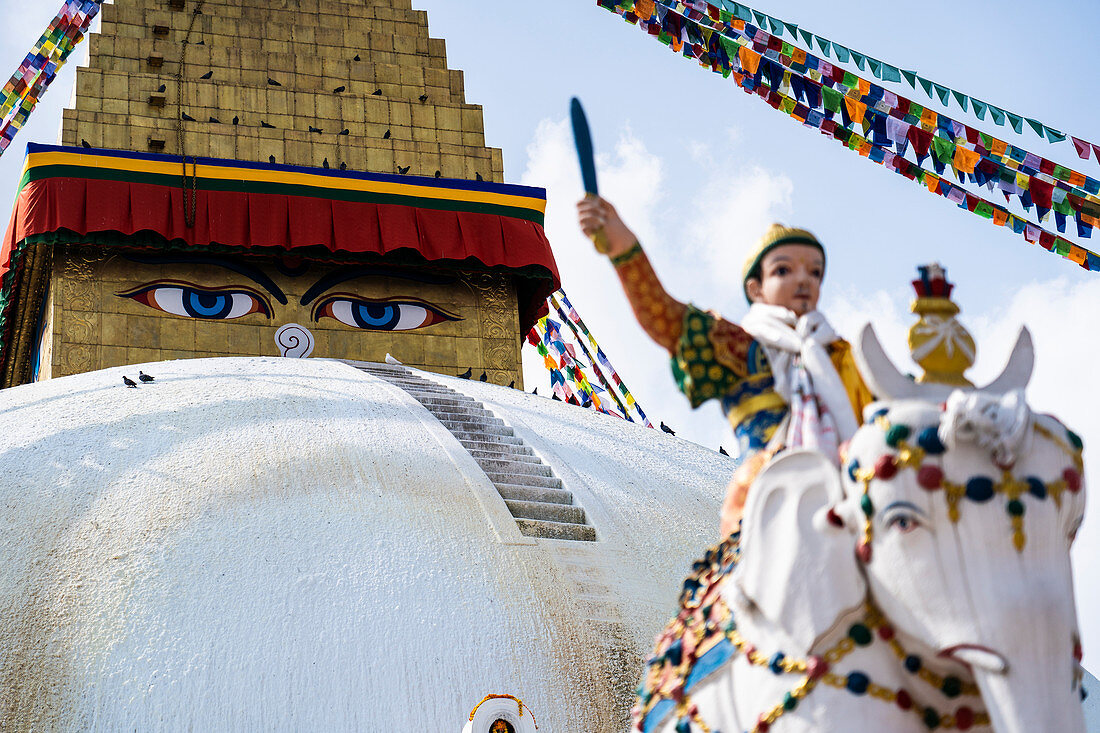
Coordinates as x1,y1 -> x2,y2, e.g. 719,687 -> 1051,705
111,253 -> 464,333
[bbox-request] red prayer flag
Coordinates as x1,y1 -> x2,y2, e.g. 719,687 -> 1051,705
1071,136 -> 1092,160
1029,178 -> 1054,209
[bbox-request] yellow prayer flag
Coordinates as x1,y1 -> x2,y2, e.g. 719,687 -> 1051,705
792,48 -> 806,64
991,138 -> 1007,157
920,108 -> 937,127
635,0 -> 656,18
993,208 -> 1008,226
858,78 -> 870,95
925,174 -> 940,193
1069,246 -> 1087,265
1069,171 -> 1086,187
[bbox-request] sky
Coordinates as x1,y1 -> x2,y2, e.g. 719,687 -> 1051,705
1,0 -> 1099,670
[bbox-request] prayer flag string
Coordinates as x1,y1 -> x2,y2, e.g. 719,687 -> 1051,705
598,0 -> 1100,271
0,0 -> 103,158
553,291 -> 653,427
526,291 -> 653,426
684,0 -> 1097,161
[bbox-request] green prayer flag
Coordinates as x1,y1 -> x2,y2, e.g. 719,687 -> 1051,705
816,36 -> 831,56
950,90 -> 968,112
1006,112 -> 1023,134
1053,164 -> 1071,181
868,58 -> 881,77
849,51 -> 865,70
821,86 -> 842,113
975,202 -> 994,219
909,102 -> 924,117
880,63 -> 902,83
972,99 -> 987,120
932,136 -> 956,165
917,76 -> 933,97
1054,238 -> 1071,256
783,22 -> 799,39
901,70 -> 917,87
989,106 -> 1006,126
843,71 -> 859,88
781,42 -> 793,56
753,10 -> 767,26
719,36 -> 740,57
780,97 -> 796,115
832,44 -> 850,63
1045,126 -> 1067,143
980,133 -> 993,150
1026,118 -> 1045,137
799,29 -> 814,47
933,83 -> 951,106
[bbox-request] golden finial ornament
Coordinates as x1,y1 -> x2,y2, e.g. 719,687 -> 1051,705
907,264 -> 975,387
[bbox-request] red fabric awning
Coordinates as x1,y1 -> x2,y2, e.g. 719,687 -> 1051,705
2,144 -> 560,335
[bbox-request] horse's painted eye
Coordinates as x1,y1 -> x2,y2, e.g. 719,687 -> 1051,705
313,294 -> 459,331
119,282 -> 270,319
887,514 -> 920,533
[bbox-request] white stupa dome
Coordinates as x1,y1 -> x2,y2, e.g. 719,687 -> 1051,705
0,357 -> 732,731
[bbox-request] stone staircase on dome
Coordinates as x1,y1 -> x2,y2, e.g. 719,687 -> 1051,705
349,360 -> 596,542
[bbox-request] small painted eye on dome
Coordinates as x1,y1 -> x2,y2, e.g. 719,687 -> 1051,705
119,282 -> 270,320
314,295 -> 458,331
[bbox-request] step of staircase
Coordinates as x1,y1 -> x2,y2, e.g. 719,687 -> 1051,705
483,471 -> 563,490
472,458 -> 553,477
467,447 -> 540,464
495,483 -> 575,506
347,360 -> 595,542
505,500 -> 587,525
515,518 -> 597,542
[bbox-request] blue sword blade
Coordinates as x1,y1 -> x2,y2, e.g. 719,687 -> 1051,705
571,97 -> 598,196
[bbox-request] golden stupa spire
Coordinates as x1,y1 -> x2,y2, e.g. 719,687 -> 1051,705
907,264 -> 976,387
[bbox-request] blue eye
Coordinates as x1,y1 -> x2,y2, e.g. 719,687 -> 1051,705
315,295 -> 459,331
352,302 -> 400,329
119,282 -> 270,320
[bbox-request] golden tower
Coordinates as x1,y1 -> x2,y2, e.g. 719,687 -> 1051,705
1,0 -> 558,387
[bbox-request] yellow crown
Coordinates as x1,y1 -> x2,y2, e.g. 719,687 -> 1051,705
741,224 -> 824,301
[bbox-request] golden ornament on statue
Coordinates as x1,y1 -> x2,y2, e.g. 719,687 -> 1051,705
907,263 -> 975,387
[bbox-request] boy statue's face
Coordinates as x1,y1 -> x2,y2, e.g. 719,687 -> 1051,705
745,243 -> 824,317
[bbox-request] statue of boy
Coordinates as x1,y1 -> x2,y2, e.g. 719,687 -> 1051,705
577,197 -> 874,535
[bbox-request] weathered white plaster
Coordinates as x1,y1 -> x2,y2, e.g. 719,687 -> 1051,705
0,357 -> 731,731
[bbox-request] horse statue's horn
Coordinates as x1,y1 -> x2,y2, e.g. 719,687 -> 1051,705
980,327 -> 1034,395
854,324 -> 920,401
854,324 -> 956,402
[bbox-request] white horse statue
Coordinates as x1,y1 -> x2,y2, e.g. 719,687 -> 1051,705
635,324 -> 1087,733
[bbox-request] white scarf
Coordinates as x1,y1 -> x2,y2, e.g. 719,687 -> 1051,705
740,304 -> 858,464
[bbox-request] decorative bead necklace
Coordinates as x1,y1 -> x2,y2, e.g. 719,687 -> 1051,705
847,411 -> 1083,557
666,599 -> 990,733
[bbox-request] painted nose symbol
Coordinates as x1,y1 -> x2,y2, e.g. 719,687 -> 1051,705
275,323 -> 315,358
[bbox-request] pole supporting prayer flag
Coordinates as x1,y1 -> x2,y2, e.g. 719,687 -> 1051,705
596,0 -> 1100,273
0,0 -> 104,158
